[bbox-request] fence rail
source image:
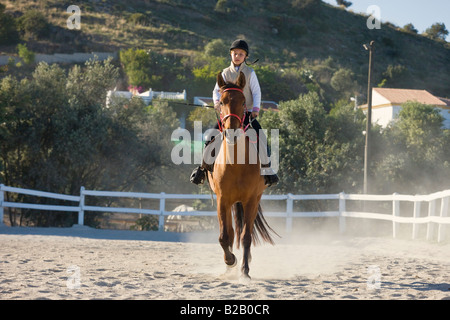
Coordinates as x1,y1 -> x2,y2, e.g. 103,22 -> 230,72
0,184 -> 449,242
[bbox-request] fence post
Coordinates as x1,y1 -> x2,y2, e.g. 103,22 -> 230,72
437,196 -> 449,243
426,199 -> 437,241
0,184 -> 4,225
392,193 -> 400,239
412,198 -> 421,240
286,194 -> 293,233
339,192 -> 346,234
78,186 -> 85,225
159,192 -> 166,231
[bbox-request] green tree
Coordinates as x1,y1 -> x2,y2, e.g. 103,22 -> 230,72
120,48 -> 152,88
0,3 -> 19,45
120,48 -> 183,90
0,58 -> 180,227
396,101 -> 443,148
401,23 -> 418,34
204,39 -> 229,58
373,101 -> 449,194
261,91 -> 364,194
424,22 -> 449,41
330,68 -> 356,96
187,107 -> 217,128
336,0 -> 352,9
191,55 -> 227,97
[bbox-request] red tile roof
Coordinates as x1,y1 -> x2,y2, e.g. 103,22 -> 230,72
374,88 -> 447,106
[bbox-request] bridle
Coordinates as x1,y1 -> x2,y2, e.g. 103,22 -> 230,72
218,87 -> 248,132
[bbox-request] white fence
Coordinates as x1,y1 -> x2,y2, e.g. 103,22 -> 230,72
0,184 -> 449,242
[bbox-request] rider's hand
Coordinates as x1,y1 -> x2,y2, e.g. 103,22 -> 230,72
251,111 -> 259,119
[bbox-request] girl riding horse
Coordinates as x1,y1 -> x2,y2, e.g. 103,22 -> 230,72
206,71 -> 278,279
190,39 -> 279,187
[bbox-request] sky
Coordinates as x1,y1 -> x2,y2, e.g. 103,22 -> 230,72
322,0 -> 450,41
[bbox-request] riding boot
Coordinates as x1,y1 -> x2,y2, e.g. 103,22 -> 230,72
261,163 -> 279,187
260,140 -> 279,187
190,166 -> 206,185
249,118 -> 279,187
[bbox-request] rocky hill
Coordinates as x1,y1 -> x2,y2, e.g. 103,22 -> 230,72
1,0 -> 449,100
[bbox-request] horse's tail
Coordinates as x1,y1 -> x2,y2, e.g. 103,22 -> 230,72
232,202 -> 279,249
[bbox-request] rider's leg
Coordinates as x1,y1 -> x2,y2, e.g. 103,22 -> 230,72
245,114 -> 279,187
190,124 -> 221,185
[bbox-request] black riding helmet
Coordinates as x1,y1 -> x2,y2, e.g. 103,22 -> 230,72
229,39 -> 249,56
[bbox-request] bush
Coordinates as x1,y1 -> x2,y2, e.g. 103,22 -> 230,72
130,215 -> 159,231
17,43 -> 35,65
17,10 -> 50,39
401,23 -> 418,34
330,68 -> 356,95
127,13 -> 151,26
214,0 -> 243,14
204,39 -> 229,57
0,3 -> 19,45
378,64 -> 408,88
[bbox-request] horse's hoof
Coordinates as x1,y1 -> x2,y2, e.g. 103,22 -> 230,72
226,254 -> 237,268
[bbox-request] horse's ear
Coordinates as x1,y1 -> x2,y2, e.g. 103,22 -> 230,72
235,72 -> 246,89
217,72 -> 226,88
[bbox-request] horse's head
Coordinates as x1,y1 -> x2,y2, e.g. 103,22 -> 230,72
217,71 -> 246,132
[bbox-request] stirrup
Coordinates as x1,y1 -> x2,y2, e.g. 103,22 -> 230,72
190,166 -> 206,185
261,167 -> 279,187
264,174 -> 279,187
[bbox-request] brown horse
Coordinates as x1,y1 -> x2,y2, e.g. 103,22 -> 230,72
207,71 -> 278,280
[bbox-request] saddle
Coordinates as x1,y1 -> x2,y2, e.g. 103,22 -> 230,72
202,129 -> 270,173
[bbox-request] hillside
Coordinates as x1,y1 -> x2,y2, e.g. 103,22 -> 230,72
1,0 -> 450,101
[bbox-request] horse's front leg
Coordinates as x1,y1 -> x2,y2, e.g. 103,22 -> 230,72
241,200 -> 258,279
217,198 -> 236,267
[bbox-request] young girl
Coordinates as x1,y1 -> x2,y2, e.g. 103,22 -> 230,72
190,39 -> 278,187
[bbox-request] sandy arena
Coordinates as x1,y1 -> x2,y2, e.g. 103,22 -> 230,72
0,225 -> 449,300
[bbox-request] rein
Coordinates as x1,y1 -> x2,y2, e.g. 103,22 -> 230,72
218,87 -> 248,132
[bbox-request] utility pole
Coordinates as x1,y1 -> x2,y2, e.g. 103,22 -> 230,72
363,41 -> 374,195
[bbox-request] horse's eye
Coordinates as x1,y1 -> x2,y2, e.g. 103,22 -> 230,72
220,101 -> 224,106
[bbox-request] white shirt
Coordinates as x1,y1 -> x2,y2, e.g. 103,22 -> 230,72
212,66 -> 262,112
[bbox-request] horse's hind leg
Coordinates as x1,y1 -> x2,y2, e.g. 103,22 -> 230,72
217,199 -> 236,267
241,225 -> 252,279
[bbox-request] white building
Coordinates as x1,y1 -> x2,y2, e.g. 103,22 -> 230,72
359,88 -> 450,128
106,88 -> 186,108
